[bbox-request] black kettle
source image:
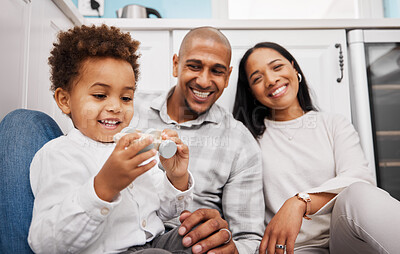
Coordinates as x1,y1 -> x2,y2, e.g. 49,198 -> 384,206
116,4 -> 162,18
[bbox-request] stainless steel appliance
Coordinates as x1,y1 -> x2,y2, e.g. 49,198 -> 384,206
348,29 -> 400,200
116,4 -> 162,18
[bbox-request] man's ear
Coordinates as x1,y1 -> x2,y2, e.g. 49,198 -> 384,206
224,66 -> 233,88
54,87 -> 71,115
172,54 -> 179,78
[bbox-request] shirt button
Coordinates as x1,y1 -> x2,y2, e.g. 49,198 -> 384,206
129,183 -> 133,189
100,207 -> 109,215
177,196 -> 184,201
142,220 -> 147,227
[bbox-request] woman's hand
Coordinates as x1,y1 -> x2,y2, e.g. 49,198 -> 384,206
259,192 -> 336,254
159,129 -> 190,191
94,133 -> 157,202
259,197 -> 306,254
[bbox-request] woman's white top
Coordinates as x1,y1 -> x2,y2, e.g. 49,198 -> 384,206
260,111 -> 375,249
28,128 -> 193,254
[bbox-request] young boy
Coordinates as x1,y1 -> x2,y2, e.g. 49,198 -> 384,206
28,25 -> 193,254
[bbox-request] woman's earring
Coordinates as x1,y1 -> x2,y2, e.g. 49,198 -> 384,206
298,73 -> 302,83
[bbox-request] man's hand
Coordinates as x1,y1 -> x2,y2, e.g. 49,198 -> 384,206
178,209 -> 239,254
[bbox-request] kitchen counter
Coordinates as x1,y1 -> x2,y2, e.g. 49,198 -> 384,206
87,18 -> 400,30
54,0 -> 400,31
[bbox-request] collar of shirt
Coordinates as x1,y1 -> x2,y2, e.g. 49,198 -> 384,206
67,128 -> 116,149
264,111 -> 316,129
149,86 -> 225,128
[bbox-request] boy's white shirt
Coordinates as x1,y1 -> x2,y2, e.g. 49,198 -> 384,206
28,128 -> 194,254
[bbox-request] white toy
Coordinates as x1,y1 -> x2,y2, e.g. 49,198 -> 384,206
113,127 -> 177,159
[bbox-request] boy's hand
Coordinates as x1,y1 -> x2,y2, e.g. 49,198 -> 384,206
159,129 -> 189,191
94,133 -> 157,202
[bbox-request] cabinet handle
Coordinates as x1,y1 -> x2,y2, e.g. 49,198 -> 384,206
335,43 -> 344,83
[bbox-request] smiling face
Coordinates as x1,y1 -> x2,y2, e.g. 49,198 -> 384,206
245,48 -> 302,121
55,57 -> 135,142
170,37 -> 232,122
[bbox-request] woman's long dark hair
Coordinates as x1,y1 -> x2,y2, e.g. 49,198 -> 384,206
233,42 -> 317,139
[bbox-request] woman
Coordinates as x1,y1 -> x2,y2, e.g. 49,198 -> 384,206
233,42 -> 400,254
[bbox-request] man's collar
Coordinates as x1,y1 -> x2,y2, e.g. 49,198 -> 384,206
149,86 -> 223,126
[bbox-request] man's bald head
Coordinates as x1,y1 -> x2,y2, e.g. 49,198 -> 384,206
178,27 -> 232,62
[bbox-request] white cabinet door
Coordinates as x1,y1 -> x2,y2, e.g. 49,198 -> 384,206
27,0 -> 76,133
173,29 -> 351,120
127,31 -> 171,92
0,0 -> 30,120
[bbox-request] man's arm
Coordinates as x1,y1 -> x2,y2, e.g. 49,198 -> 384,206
221,139 -> 265,253
178,128 -> 265,254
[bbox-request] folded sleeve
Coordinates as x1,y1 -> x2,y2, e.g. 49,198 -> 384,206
156,171 -> 194,221
305,114 -> 376,216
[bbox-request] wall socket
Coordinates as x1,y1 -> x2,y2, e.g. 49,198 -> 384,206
78,0 -> 105,17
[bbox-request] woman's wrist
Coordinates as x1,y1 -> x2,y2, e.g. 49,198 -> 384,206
288,196 -> 307,217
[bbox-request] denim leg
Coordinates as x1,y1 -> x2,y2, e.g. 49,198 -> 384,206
121,243 -> 173,254
0,109 -> 63,254
151,227 -> 193,254
122,227 -> 192,254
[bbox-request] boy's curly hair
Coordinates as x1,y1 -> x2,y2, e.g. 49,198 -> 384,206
48,24 -> 140,92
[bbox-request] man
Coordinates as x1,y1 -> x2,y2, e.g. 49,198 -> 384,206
131,27 -> 265,254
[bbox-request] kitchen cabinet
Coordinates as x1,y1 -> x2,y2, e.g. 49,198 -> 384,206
127,31 -> 172,92
0,0 -> 30,121
0,0 -> 82,133
27,0 -> 78,133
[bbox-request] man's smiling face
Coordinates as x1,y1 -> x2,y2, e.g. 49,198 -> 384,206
172,37 -> 232,118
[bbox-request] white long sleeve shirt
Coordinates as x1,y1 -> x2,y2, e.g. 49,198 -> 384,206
260,111 -> 375,250
28,128 -> 193,254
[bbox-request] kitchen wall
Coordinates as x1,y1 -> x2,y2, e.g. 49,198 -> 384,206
229,0 -> 360,19
71,0 -> 400,19
384,0 -> 400,17
71,0 -> 212,18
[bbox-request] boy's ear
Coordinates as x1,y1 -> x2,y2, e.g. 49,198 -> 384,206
54,88 -> 71,115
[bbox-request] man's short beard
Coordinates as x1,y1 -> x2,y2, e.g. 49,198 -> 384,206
184,98 -> 209,117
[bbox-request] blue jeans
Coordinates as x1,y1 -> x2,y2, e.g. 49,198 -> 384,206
121,227 -> 192,254
0,109 -> 63,253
